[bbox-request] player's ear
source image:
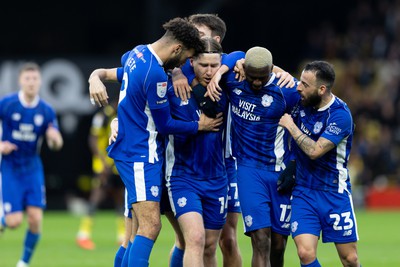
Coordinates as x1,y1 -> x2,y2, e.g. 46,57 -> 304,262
319,84 -> 326,95
173,44 -> 183,55
213,36 -> 221,43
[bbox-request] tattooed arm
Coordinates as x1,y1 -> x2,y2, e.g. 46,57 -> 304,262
279,113 -> 335,160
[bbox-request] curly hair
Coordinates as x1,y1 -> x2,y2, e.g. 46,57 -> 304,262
163,17 -> 205,55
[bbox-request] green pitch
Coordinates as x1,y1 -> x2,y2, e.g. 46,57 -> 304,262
1,209 -> 399,266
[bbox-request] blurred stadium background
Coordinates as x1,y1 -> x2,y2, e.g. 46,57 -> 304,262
1,0 -> 400,253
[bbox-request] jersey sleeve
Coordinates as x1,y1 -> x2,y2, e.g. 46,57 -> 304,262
151,105 -> 198,135
281,80 -> 300,113
321,108 -> 353,146
121,50 -> 131,66
146,68 -> 198,135
44,104 -> 60,130
180,59 -> 195,85
221,51 -> 245,70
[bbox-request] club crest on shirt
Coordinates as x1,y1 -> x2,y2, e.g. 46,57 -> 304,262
34,114 -> 44,126
313,121 -> 323,134
261,94 -> 273,107
11,113 -> 21,121
157,82 -> 167,98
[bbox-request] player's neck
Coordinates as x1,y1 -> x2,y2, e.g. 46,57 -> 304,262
20,91 -> 38,105
150,40 -> 171,64
317,93 -> 334,110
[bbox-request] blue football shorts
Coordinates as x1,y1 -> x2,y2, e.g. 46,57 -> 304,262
115,160 -> 163,208
225,157 -> 241,213
1,158 -> 46,213
237,165 -> 291,236
168,174 -> 228,230
290,185 -> 359,243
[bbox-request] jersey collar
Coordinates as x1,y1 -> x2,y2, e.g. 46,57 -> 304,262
147,44 -> 163,66
317,94 -> 335,111
18,90 -> 40,108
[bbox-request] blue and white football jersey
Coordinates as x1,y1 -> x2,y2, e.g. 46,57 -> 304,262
165,82 -> 229,179
107,45 -> 198,164
292,96 -> 354,193
223,71 -> 299,171
0,92 -> 58,173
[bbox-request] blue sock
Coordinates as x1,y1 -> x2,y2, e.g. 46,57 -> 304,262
1,216 -> 6,228
128,235 -> 154,267
301,258 -> 321,267
121,241 -> 132,267
114,245 -> 126,267
170,246 -> 184,267
21,230 -> 40,263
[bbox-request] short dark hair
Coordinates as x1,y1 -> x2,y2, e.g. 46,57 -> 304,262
163,17 -> 205,55
199,37 -> 223,55
304,61 -> 335,90
19,62 -> 40,75
188,14 -> 226,42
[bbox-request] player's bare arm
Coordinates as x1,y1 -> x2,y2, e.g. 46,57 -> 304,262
206,65 -> 228,101
171,67 -> 192,101
88,68 -> 118,107
235,59 -> 295,87
279,113 -> 335,160
45,124 -> 64,151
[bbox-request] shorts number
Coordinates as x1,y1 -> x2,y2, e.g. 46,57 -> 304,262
279,204 -> 291,222
230,182 -> 239,200
329,211 -> 354,230
219,196 -> 227,214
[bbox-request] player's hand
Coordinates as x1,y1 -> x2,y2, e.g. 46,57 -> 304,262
198,112 -> 223,132
46,124 -> 63,151
234,58 -> 246,82
172,68 -> 191,101
109,118 -> 119,144
89,75 -> 109,107
277,161 -> 296,193
206,71 -> 223,102
0,141 -> 18,155
279,113 -> 294,129
276,71 -> 296,88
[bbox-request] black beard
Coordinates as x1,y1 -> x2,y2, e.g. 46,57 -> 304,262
302,92 -> 321,107
163,56 -> 181,71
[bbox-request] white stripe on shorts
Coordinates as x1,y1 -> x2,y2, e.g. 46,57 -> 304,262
133,162 -> 146,201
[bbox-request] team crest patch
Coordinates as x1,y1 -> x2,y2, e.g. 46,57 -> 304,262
177,197 -> 187,208
313,121 -> 323,134
291,221 -> 298,233
34,114 -> 44,126
261,94 -> 273,107
11,113 -> 21,121
244,215 -> 253,227
150,186 -> 159,197
157,82 -> 167,98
